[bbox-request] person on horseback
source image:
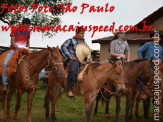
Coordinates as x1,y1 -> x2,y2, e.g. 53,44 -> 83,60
2,18 -> 31,91
137,30 -> 163,100
61,27 -> 91,98
110,30 -> 130,62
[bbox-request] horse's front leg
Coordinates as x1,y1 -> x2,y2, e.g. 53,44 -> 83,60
128,93 -> 136,121
27,89 -> 36,122
93,92 -> 101,117
135,94 -> 141,118
51,85 -> 64,122
13,89 -> 24,121
114,95 -> 121,122
84,93 -> 96,122
6,87 -> 15,119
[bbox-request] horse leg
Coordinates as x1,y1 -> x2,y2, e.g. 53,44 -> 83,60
85,93 -> 96,122
44,93 -> 50,122
129,95 -> 136,121
125,97 -> 130,122
114,95 -> 121,122
51,85 -> 64,122
27,89 -> 36,122
143,96 -> 150,118
105,95 -> 112,119
93,92 -> 101,117
0,91 -> 6,121
6,87 -> 15,119
13,89 -> 24,121
135,94 -> 141,118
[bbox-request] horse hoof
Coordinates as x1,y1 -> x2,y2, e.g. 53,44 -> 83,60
93,113 -> 97,117
46,118 -> 50,122
105,114 -> 110,119
135,114 -> 139,118
129,116 -> 132,121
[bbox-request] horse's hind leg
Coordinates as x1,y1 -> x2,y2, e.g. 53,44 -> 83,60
27,89 -> 36,122
93,92 -> 101,117
6,87 -> 15,119
13,89 -> 24,121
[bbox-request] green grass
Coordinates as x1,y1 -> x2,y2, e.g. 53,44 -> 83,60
2,82 -> 161,122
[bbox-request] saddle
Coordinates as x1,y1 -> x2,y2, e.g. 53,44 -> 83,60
64,59 -> 90,95
0,49 -> 32,76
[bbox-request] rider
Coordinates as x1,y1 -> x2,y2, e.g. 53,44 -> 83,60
137,30 -> 163,100
2,18 -> 31,91
110,30 -> 130,62
61,27 -> 91,98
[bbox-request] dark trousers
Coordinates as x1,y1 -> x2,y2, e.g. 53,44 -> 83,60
139,75 -> 144,91
67,60 -> 80,92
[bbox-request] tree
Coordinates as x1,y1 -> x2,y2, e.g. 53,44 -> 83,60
0,0 -> 71,37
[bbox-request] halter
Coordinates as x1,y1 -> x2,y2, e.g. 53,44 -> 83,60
48,51 -> 63,73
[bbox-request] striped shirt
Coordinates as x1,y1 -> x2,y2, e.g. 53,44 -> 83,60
61,37 -> 87,59
110,39 -> 130,55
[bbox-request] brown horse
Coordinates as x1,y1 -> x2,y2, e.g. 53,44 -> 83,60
44,60 -> 125,122
92,59 -> 154,122
135,65 -> 163,121
0,46 -> 65,122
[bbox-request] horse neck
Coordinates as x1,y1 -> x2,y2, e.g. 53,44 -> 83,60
27,49 -> 49,72
91,64 -> 114,85
124,61 -> 146,82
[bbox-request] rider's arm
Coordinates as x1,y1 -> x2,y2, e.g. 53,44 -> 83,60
137,42 -> 149,59
61,39 -> 72,59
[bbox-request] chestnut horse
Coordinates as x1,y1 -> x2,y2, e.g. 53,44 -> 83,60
0,46 -> 65,122
44,60 -> 125,122
135,65 -> 163,120
93,59 -> 154,122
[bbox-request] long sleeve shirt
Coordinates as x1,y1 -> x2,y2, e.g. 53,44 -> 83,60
137,41 -> 163,61
61,37 -> 87,59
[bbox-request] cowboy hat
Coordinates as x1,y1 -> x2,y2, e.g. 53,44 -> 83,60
149,30 -> 163,39
76,43 -> 91,63
114,30 -> 127,35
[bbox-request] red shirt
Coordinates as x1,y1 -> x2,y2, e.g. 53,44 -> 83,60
10,29 -> 30,50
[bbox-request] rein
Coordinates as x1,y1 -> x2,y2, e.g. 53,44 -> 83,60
90,64 -> 116,96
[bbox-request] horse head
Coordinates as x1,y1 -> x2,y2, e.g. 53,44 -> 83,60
47,46 -> 65,78
109,59 -> 125,93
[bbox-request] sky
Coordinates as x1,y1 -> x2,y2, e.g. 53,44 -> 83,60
0,0 -> 163,50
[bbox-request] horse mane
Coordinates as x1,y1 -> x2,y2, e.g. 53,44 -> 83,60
126,59 -> 148,64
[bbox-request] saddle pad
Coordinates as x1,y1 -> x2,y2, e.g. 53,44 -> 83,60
0,49 -> 32,75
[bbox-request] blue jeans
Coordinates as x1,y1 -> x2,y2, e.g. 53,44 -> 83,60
2,50 -> 16,85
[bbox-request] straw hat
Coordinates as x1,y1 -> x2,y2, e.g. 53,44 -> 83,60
114,30 -> 127,35
76,43 -> 91,63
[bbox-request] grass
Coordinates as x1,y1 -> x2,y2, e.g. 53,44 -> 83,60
2,82 -> 161,122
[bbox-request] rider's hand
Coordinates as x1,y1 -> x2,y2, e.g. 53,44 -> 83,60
120,54 -> 126,59
71,57 -> 77,60
17,48 -> 24,52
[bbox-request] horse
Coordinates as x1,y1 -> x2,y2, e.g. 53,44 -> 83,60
135,64 -> 163,121
92,59 -> 154,122
0,46 -> 65,122
44,59 -> 126,122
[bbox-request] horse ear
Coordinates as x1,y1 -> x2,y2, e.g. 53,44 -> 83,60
56,46 -> 59,49
108,59 -> 117,68
47,45 -> 53,52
